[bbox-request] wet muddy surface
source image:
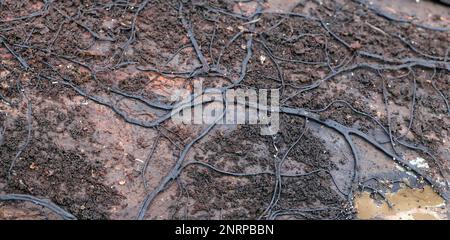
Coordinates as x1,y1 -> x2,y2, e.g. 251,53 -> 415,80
355,186 -> 447,220
0,0 -> 449,219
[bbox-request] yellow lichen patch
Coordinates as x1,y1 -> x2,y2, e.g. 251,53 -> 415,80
354,186 -> 447,220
